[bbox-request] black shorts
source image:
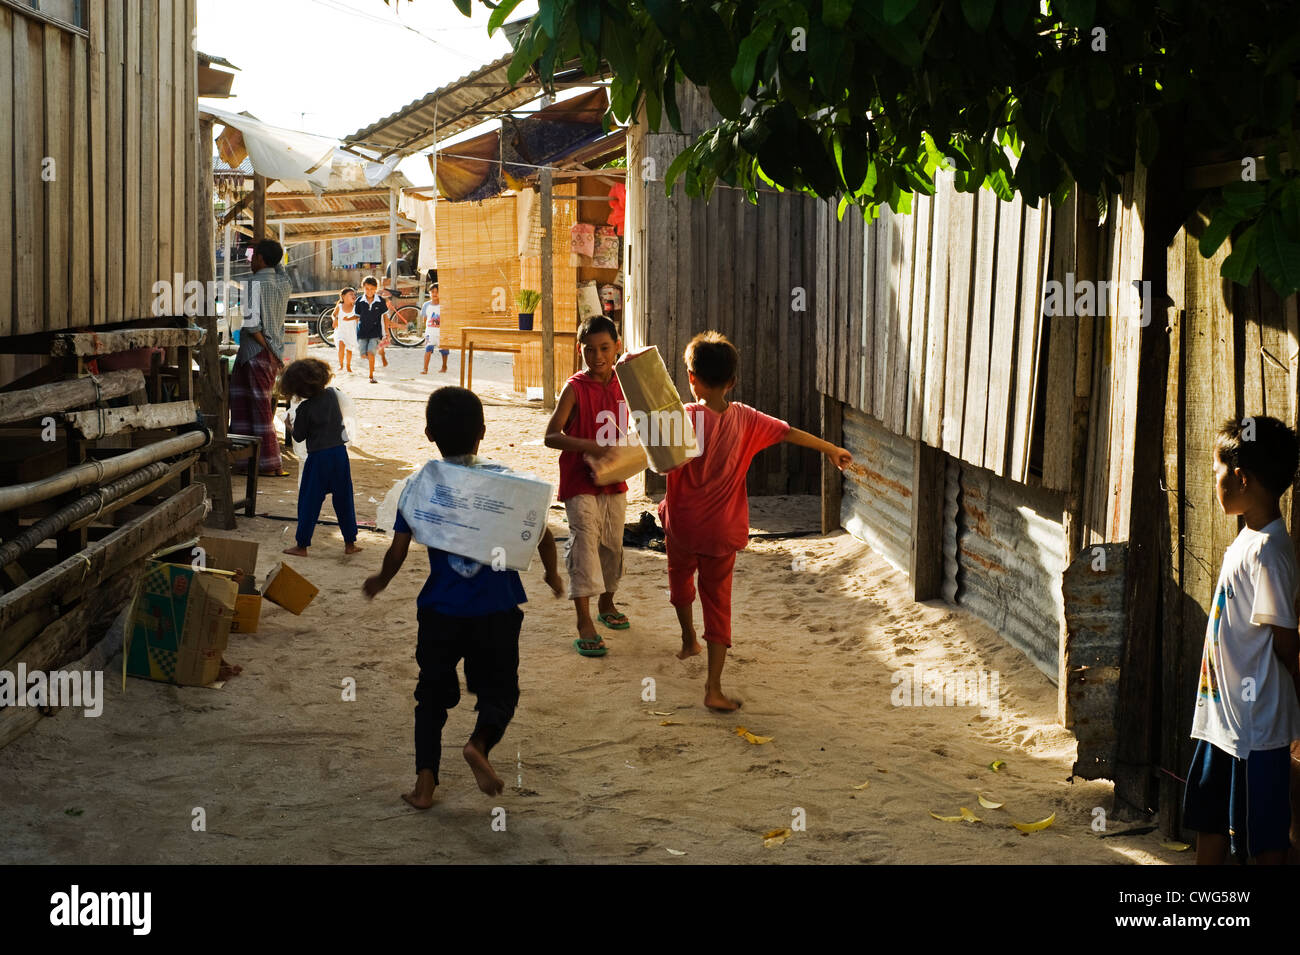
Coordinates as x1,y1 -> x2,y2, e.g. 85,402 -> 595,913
1182,738 -> 1292,858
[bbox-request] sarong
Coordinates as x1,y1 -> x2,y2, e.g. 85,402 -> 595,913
229,349 -> 282,472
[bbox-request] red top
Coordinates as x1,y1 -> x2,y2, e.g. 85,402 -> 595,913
557,371 -> 630,501
659,401 -> 790,556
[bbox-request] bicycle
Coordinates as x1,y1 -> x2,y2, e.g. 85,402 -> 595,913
315,305 -> 337,347
386,304 -> 424,347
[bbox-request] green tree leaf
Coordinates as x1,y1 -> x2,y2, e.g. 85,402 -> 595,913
961,0 -> 996,33
1220,223 -> 1259,285
1257,211 -> 1300,295
487,0 -> 525,35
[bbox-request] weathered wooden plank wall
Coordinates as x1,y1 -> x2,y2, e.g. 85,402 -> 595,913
815,170 -> 1053,485
0,0 -> 197,331
625,86 -> 824,494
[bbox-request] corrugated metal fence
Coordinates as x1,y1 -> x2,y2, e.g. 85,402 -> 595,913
948,461 -> 1066,679
840,408 -> 912,573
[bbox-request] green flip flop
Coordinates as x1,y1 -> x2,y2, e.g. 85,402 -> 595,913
573,636 -> 607,657
596,612 -> 630,630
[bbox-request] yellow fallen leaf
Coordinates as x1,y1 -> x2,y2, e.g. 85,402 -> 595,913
735,726 -> 748,736
988,760 -> 1006,772
853,781 -> 871,790
665,848 -> 687,856
762,828 -> 792,847
1160,841 -> 1191,852
930,811 -> 964,822
659,720 -> 683,726
743,732 -> 773,744
977,794 -> 1003,809
1012,812 -> 1056,833
649,711 -> 675,717
959,807 -> 981,823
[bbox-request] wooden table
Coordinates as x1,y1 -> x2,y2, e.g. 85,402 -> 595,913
459,327 -> 579,391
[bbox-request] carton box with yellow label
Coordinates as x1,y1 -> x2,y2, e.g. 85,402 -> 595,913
125,560 -> 237,687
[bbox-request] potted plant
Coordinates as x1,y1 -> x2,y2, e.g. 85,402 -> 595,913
516,289 -> 541,330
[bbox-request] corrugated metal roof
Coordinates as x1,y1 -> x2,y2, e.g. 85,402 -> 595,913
345,53 -> 542,158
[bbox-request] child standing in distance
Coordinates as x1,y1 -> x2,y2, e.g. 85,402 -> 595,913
1184,416 -> 1300,864
363,387 -> 564,807
279,358 -> 361,557
354,276 -> 389,384
335,287 -> 358,374
421,285 -> 445,375
544,316 -> 631,657
662,331 -> 852,710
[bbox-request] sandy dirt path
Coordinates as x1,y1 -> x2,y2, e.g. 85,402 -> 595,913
0,342 -> 1181,864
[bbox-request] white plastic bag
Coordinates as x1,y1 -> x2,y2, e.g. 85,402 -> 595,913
334,387 -> 360,449
376,475 -> 411,532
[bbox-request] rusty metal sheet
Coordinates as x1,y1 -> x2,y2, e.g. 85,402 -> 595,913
840,408 -> 913,573
1062,542 -> 1128,779
952,462 -> 1066,681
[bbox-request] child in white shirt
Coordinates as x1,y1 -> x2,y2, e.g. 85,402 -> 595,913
1184,415 -> 1300,864
335,286 -> 358,373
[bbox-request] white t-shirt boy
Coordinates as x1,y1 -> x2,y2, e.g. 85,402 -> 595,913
422,301 -> 441,349
1191,517 -> 1300,757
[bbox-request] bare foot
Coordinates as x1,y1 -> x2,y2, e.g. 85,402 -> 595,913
463,740 -> 504,795
345,543 -> 363,555
677,636 -> 704,660
420,369 -> 428,375
704,687 -> 742,712
401,769 -> 437,810
283,545 -> 308,556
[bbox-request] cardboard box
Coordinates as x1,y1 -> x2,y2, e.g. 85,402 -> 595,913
232,594 -> 262,633
614,346 -> 699,473
199,536 -> 262,632
263,562 -> 318,614
398,460 -> 552,571
198,535 -> 259,580
585,436 -> 648,487
125,560 -> 238,687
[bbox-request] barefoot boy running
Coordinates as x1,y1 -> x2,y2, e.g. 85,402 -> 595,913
1184,415 -> 1300,864
544,316 -> 632,657
363,387 -> 564,808
661,332 -> 852,710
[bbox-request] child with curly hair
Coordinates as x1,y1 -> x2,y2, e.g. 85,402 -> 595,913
279,357 -> 361,557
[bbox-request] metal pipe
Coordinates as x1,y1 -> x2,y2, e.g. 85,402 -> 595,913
0,457 -> 196,567
0,429 -> 209,513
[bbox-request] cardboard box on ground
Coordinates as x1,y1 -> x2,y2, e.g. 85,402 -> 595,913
125,539 -> 240,687
199,536 -> 262,633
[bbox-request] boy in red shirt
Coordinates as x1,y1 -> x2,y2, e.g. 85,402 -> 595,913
544,316 -> 631,656
662,331 -> 852,710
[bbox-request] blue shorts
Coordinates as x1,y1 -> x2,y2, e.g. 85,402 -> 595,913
357,337 -> 380,357
1182,738 -> 1293,858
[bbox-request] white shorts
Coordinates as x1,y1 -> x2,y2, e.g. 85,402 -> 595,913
564,492 -> 626,599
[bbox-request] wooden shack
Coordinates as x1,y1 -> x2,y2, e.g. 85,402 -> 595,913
0,0 -> 210,747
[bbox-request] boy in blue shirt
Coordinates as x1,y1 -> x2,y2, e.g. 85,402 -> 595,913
363,387 -> 563,808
